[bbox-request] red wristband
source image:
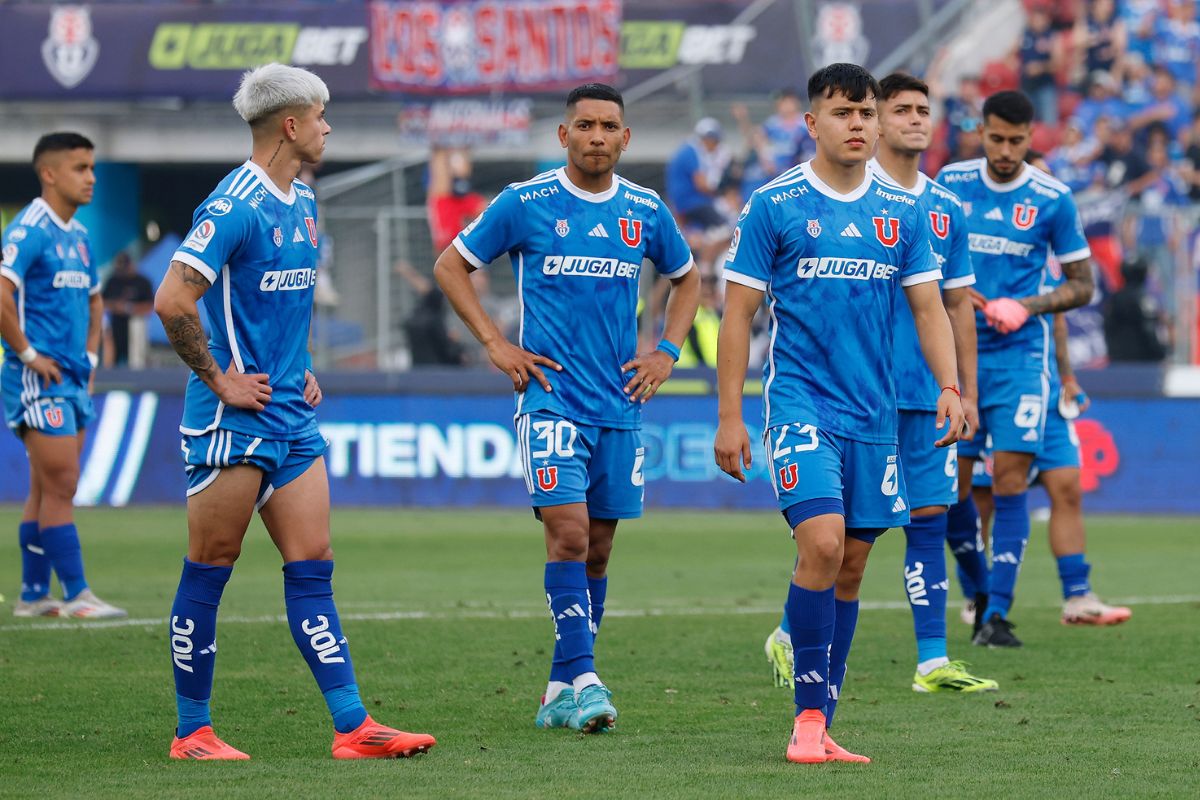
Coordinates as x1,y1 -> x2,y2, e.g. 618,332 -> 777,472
941,385 -> 960,397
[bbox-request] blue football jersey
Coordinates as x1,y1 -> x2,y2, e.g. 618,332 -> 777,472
868,161 -> 975,412
172,161 -> 321,439
936,159 -> 1089,371
723,161 -> 941,444
454,167 -> 693,429
0,199 -> 99,383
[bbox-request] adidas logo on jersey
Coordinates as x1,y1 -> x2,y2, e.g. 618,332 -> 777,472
293,228 -> 305,243
556,603 -> 587,620
984,207 -> 1004,221
839,223 -> 863,237
892,497 -> 908,513
587,224 -> 609,238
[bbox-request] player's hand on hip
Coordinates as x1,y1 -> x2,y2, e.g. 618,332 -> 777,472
486,339 -> 561,393
934,389 -> 965,448
29,355 -> 62,387
304,369 -> 323,408
621,351 -> 673,404
714,418 -> 753,482
214,363 -> 272,411
960,394 -> 980,440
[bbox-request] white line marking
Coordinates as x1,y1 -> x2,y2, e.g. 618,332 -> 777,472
3,595 -> 1196,634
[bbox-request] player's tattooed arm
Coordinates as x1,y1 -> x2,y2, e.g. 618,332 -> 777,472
1019,258 -> 1094,315
164,313 -> 217,380
159,261 -> 218,381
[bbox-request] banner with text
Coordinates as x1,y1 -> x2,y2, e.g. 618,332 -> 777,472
0,392 -> 1195,515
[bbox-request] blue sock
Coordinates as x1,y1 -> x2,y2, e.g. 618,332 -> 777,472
1056,553 -> 1091,599
778,556 -> 798,637
549,574 -> 608,686
785,583 -> 834,716
825,598 -> 859,727
947,496 -> 988,599
904,513 -> 949,665
39,523 -> 87,601
170,558 -> 232,738
984,493 -> 1030,620
283,560 -> 366,733
18,521 -> 52,602
545,561 -> 595,681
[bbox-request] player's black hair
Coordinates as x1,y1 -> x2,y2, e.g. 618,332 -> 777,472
878,72 -> 929,101
807,63 -> 880,104
32,131 -> 94,165
566,83 -> 624,114
1024,148 -> 1045,163
981,91 -> 1035,127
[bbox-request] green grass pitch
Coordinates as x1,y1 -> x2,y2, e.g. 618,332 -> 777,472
1,508 -> 1197,799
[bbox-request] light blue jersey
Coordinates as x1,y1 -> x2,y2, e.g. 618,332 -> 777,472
724,161 -> 940,444
454,167 -> 693,430
936,159 -> 1089,371
869,160 -> 975,412
172,161 -> 320,440
1,198 -> 99,383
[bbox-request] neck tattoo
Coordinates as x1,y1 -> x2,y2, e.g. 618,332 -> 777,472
267,139 -> 284,168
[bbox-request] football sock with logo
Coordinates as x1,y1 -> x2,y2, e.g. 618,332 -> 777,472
983,492 -> 1030,620
904,513 -> 950,671
282,560 -> 366,733
545,561 -> 597,692
1056,553 -> 1091,599
545,574 -> 608,703
18,520 -> 51,602
786,583 -> 834,716
946,496 -> 988,599
39,523 -> 88,601
588,575 -> 607,637
170,558 -> 232,738
825,598 -> 859,727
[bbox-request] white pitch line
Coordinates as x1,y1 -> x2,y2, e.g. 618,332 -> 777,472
2,594 -> 1197,634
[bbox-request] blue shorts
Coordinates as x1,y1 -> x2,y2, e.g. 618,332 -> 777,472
971,405 -> 1079,488
2,362 -> 94,437
897,409 -> 958,509
767,423 -> 909,534
516,411 -> 643,519
182,429 -> 327,507
977,367 -> 1049,455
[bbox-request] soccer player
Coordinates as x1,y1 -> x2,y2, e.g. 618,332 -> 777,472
1,132 -> 126,620
937,91 -> 1095,648
155,63 -> 436,760
716,64 -> 964,764
435,83 -> 699,733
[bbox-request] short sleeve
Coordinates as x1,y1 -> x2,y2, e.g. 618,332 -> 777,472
1049,193 -> 1090,264
647,202 -> 694,278
453,188 -> 522,269
1,225 -> 43,289
898,206 -> 940,287
172,200 -> 252,285
940,202 -> 975,289
721,195 -> 774,291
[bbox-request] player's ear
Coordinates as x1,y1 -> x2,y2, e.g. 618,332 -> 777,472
557,123 -> 569,149
621,127 -> 631,151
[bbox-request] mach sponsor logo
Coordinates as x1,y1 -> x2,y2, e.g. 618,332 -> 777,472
968,234 -> 1035,257
542,255 -> 640,279
259,268 -> 317,292
770,186 -> 809,204
519,184 -> 559,203
796,257 -> 898,281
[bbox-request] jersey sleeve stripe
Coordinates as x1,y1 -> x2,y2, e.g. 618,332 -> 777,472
236,178 -> 262,200
941,274 -> 977,290
660,258 -> 694,280
452,236 -> 487,269
171,251 -> 218,284
724,270 -> 767,291
1055,247 -> 1091,263
0,265 -> 22,288
225,168 -> 252,197
899,268 -> 943,287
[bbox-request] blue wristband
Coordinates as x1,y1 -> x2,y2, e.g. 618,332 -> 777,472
656,339 -> 681,362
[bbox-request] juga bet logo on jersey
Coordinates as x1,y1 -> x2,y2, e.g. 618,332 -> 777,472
796,257 -> 898,281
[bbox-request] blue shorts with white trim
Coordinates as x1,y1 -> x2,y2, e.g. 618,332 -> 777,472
182,429 -> 327,507
2,361 -> 94,437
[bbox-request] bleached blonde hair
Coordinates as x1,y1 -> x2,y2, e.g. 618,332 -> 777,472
232,63 -> 329,125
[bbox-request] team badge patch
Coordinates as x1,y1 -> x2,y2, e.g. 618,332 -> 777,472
806,219 -> 822,238
536,466 -> 559,491
778,463 -> 799,491
305,217 -> 319,247
555,219 -> 570,238
273,227 -> 283,247
76,241 -> 90,266
1012,203 -> 1038,230
183,220 -> 216,254
929,211 -> 950,240
873,216 -> 900,247
618,217 -> 642,247
44,405 -> 64,429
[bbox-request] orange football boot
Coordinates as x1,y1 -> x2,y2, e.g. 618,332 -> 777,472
331,716 -> 436,760
785,709 -> 828,764
169,726 -> 250,760
824,732 -> 871,763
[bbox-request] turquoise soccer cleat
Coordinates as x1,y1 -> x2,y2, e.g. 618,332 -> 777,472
573,684 -> 617,733
535,689 -> 580,730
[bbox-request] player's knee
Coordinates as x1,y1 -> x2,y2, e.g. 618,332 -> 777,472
546,522 -> 589,562
834,566 -> 865,598
1050,479 -> 1082,511
585,546 -> 611,576
38,465 -> 80,499
193,542 -> 242,567
800,534 -> 843,573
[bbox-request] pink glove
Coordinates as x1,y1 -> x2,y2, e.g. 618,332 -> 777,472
983,297 -> 1030,334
